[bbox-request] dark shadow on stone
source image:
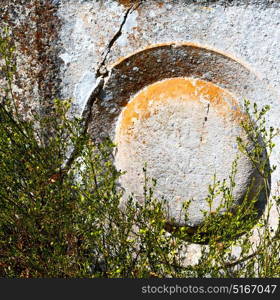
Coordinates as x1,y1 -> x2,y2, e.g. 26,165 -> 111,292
165,159 -> 271,245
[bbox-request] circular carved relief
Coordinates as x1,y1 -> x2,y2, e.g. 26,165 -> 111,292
89,43 -> 268,227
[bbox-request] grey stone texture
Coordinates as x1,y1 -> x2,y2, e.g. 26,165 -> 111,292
96,43 -> 269,226
0,0 -> 61,118
56,0 -> 280,263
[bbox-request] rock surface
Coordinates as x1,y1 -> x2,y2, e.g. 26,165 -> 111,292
2,0 -> 278,264
88,42 -> 270,226
57,1 -> 280,210
115,77 -> 258,226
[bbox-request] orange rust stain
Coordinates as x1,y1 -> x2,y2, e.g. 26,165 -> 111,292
118,78 -> 244,135
117,0 -> 139,7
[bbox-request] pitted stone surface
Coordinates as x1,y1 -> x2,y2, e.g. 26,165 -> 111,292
87,43 -> 267,226
1,0 -> 279,268
89,43 -> 275,143
57,2 -> 280,194
55,0 -> 280,260
115,77 -> 259,226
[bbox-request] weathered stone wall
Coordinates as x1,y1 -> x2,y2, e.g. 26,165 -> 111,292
0,0 -> 61,118
55,0 -> 280,264
1,0 -> 280,264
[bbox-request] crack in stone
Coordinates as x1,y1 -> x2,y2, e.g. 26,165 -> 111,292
205,103 -> 210,122
62,77 -> 105,172
85,1 -> 142,125
96,2 -> 141,78
63,2 -> 142,173
200,103 -> 210,142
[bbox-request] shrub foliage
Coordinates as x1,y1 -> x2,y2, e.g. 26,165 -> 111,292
0,28 -> 279,278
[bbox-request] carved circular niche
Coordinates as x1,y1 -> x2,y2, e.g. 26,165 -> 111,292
90,43 -> 268,228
